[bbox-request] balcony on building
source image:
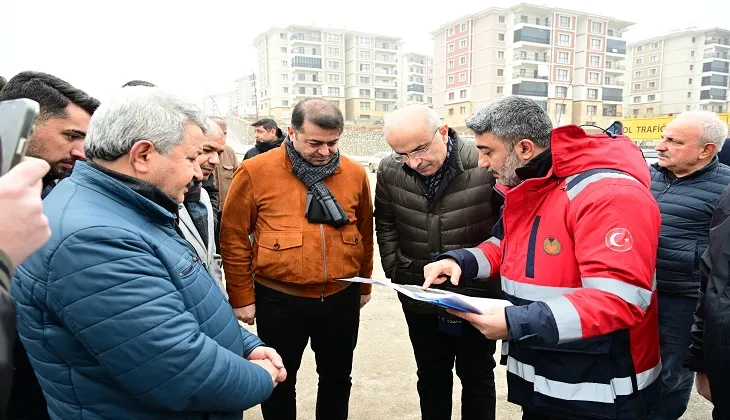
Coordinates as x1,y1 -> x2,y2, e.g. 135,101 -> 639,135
512,81 -> 548,97
705,32 -> 730,47
603,105 -> 619,117
375,79 -> 398,89
408,57 -> 426,65
703,60 -> 730,73
602,87 -> 623,103
605,61 -> 627,72
606,27 -> 627,39
290,33 -> 322,44
291,46 -> 321,56
375,67 -> 398,77
702,74 -> 729,87
514,49 -> 549,63
407,84 -> 425,93
513,27 -> 551,46
293,87 -> 324,98
375,55 -> 398,65
374,89 -> 397,101
606,39 -> 627,55
604,77 -> 625,87
514,14 -> 551,27
513,66 -> 548,81
705,51 -> 730,60
375,42 -> 398,51
700,88 -> 728,101
291,56 -> 322,70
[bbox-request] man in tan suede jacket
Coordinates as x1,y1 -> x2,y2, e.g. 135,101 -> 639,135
221,98 -> 374,420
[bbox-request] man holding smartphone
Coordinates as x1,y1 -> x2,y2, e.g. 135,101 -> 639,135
0,71 -> 98,419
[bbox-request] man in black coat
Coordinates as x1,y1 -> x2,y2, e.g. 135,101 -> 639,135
375,105 -> 501,420
648,111 -> 730,420
244,118 -> 286,160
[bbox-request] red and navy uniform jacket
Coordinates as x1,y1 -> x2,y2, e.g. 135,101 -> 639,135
443,126 -> 662,419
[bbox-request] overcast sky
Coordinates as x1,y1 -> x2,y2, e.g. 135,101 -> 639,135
0,0 -> 725,105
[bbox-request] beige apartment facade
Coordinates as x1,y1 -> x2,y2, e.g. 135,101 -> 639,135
432,3 -> 632,131
627,28 -> 730,117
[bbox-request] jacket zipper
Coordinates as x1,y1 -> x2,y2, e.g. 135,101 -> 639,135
320,224 -> 328,302
656,183 -> 671,200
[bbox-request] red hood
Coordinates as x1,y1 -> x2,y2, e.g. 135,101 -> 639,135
551,125 -> 651,188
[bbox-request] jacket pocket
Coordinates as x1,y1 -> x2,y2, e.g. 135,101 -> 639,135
221,165 -> 235,180
335,227 -> 364,279
255,232 -> 304,281
527,337 -> 616,418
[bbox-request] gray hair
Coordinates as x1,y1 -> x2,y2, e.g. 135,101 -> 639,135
204,117 -> 224,139
84,87 -> 209,161
466,96 -> 553,150
383,104 -> 441,136
676,111 -> 728,153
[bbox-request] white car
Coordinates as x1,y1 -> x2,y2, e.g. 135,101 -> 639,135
367,151 -> 390,173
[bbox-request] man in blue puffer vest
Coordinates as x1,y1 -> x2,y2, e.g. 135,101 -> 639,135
12,87 -> 286,419
648,111 -> 730,420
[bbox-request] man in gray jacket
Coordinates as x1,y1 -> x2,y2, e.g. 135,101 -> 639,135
374,105 -> 501,420
179,119 -> 226,295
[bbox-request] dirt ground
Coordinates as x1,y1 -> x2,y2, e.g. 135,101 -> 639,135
242,172 -> 713,420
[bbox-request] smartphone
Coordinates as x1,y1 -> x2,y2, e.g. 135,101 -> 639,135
0,98 -> 40,175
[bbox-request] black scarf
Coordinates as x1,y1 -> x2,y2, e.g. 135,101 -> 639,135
515,148 -> 553,182
183,180 -> 209,247
422,136 -> 455,201
285,139 -> 350,227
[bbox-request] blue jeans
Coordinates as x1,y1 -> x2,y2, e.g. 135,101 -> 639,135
649,293 -> 697,420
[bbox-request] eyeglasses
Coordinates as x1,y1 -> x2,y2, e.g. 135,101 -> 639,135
393,127 -> 442,162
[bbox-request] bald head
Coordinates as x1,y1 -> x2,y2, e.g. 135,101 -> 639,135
210,116 -> 228,137
384,105 -> 450,176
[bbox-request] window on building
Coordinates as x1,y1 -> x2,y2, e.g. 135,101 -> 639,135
635,70 -> 642,77
460,56 -> 467,65
557,69 -> 569,81
283,87 -> 288,93
498,15 -> 505,23
648,94 -> 656,101
280,33 -> 286,39
589,72 -> 599,83
359,37 -> 371,47
590,55 -> 602,67
329,74 -> 340,83
460,89 -> 467,98
559,34 -> 570,46
587,89 -> 598,100
651,55 -> 658,62
497,69 -> 504,76
460,106 -> 466,114
328,47 -> 340,57
448,59 -> 454,69
282,100 -> 289,106
689,78 -> 693,85
282,73 -> 288,80
360,76 -> 371,84
692,37 -> 696,43
556,103 -> 566,114
649,68 -> 657,75
690,64 -> 694,70
460,73 -> 467,82
637,45 -> 644,52
636,58 -> 643,65
448,75 -> 454,84
360,89 -> 370,97
460,39 -> 467,48
360,63 -> 371,72
559,51 -> 570,64
560,16 -> 571,28
328,87 -> 340,96
449,108 -> 454,116
382,104 -> 389,111
281,47 -> 287,53
647,107 -> 654,114
592,22 -> 603,34
360,50 -> 371,60
448,43 -> 455,52
282,60 -> 288,67
498,33 -> 505,41
687,105 -> 692,111
651,42 -> 659,49
497,86 -> 503,94
461,23 -> 467,31
299,87 -> 306,94
360,102 -> 371,110
587,105 -> 597,115
633,96 -> 641,103
327,34 -> 340,43
634,83 -> 641,90
448,28 -> 455,36
298,73 -> 306,81
648,81 -> 656,88
691,50 -> 695,57
687,92 -> 692,98
328,61 -> 340,70
498,51 -> 504,59
448,92 -> 455,100
556,86 -> 567,98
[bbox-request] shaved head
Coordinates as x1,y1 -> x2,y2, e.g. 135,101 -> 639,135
383,105 -> 450,176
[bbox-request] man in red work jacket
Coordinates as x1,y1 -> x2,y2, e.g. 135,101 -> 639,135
423,96 -> 662,420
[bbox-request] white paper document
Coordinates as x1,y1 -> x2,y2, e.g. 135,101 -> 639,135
339,277 -> 512,314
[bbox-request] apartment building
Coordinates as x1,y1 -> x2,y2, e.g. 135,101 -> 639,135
203,90 -> 237,117
399,52 -> 434,108
252,25 -> 401,123
626,28 -> 730,117
234,73 -> 257,117
431,3 -> 632,130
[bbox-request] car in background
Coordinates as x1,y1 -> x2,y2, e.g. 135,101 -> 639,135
643,149 -> 659,166
367,151 -> 390,172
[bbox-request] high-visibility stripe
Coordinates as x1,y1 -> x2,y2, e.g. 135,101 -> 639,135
544,295 -> 583,343
501,276 -> 578,302
465,248 -> 491,279
486,237 -> 500,247
507,357 -> 661,403
565,171 -> 640,201
582,277 -> 653,310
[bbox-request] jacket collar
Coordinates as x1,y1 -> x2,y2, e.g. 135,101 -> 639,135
71,161 -> 177,225
515,149 -> 553,182
652,156 -> 719,181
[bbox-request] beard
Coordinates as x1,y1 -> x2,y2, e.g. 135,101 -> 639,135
495,151 -> 526,187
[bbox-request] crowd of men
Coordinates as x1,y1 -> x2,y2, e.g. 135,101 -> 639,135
2,70 -> 730,420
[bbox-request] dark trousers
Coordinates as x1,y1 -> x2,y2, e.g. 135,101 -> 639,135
7,336 -> 49,420
649,293 -> 696,420
403,308 -> 497,420
255,282 -> 361,420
